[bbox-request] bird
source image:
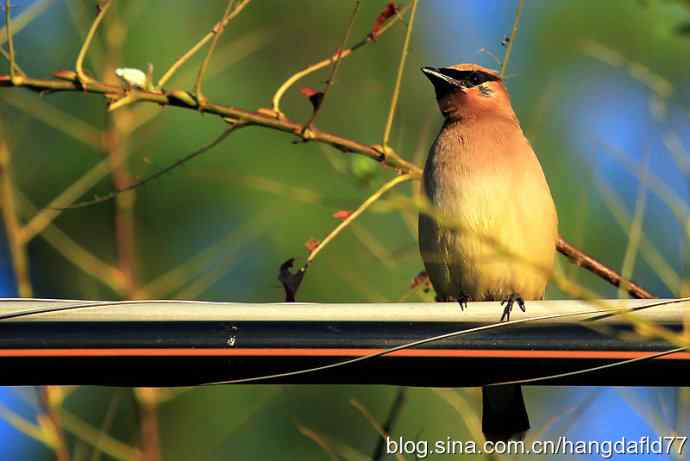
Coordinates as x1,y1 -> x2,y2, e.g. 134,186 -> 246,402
418,63 -> 558,441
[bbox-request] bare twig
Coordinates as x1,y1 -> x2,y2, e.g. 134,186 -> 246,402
349,397 -> 406,461
1,42 -> 23,76
271,2 -> 411,116
306,174 -> 412,265
194,0 -> 236,108
1,91 -> 102,147
103,5 -> 140,298
135,389 -> 160,461
75,0 -> 112,85
296,425 -> 339,461
59,409 -> 142,461
302,1 -> 361,130
39,387 -> 70,461
373,388 -> 407,461
19,152 -> 129,243
3,0 -> 17,81
157,0 -> 251,88
135,210 -> 273,298
56,125 -> 242,209
381,0 -> 418,148
0,0 -> 55,46
89,391 -> 122,461
594,176 -> 680,295
557,237 -> 654,299
0,137 -> 32,296
618,150 -> 649,299
15,191 -> 128,295
500,0 -> 525,77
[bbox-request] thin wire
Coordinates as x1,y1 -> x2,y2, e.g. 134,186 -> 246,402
490,346 -> 688,387
204,299 -> 689,385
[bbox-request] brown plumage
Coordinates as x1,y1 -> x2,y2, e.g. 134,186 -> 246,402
418,63 -> 558,441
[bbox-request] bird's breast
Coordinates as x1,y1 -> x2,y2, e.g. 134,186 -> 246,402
419,120 -> 558,301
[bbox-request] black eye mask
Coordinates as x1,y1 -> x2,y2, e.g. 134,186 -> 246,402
438,68 -> 499,88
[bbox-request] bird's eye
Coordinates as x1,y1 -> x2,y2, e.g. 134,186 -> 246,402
468,72 -> 483,86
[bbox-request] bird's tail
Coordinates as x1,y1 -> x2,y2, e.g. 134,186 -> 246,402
482,384 -> 530,442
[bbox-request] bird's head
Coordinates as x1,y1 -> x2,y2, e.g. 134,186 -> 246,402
421,64 -> 514,122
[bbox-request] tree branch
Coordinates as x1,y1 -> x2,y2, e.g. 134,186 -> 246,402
557,237 -> 654,299
0,72 -> 656,299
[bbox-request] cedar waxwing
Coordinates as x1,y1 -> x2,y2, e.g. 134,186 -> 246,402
418,64 -> 558,441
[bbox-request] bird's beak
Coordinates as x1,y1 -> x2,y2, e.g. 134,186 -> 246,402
421,66 -> 464,92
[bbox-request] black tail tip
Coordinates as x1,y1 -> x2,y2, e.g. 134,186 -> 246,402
482,384 -> 530,442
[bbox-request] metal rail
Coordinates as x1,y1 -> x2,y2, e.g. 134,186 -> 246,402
0,298 -> 687,386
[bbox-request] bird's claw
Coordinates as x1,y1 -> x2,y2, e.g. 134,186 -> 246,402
435,294 -> 469,311
457,295 -> 469,311
500,294 -> 525,322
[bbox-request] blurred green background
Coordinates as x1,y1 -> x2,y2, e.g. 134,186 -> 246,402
2,0 -> 690,459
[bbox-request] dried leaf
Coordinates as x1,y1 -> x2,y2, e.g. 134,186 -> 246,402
333,210 -> 352,220
299,87 -> 324,112
278,258 -> 306,302
305,239 -> 320,253
410,270 -> 431,292
370,1 -> 400,39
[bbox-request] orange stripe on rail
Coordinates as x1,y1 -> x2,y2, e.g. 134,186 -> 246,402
0,348 -> 689,359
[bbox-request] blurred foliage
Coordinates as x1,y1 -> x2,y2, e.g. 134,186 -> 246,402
3,0 -> 690,459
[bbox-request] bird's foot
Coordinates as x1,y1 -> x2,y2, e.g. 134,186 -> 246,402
500,293 -> 525,322
457,295 -> 469,311
435,294 -> 469,311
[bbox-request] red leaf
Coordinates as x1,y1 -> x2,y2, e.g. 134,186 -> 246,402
299,87 -> 324,112
305,239 -> 320,253
300,87 -> 319,97
370,1 -> 400,40
333,210 -> 352,220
